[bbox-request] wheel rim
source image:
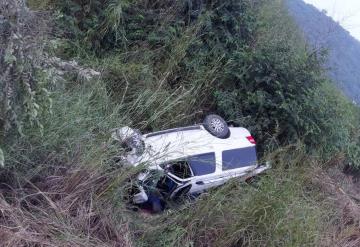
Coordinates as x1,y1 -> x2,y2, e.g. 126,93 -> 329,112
210,118 -> 225,133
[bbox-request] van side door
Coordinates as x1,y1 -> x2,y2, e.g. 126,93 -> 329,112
185,152 -> 221,193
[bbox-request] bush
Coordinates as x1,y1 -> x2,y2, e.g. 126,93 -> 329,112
212,0 -> 359,161
0,0 -> 55,166
214,1 -> 316,146
300,83 -> 358,157
0,1 -> 49,137
2,0 -> 359,246
32,0 -> 360,163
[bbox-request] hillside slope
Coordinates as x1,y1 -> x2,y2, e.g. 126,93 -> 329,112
1,0 -> 360,246
286,0 -> 360,103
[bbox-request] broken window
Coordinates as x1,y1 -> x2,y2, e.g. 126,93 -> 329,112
166,161 -> 192,179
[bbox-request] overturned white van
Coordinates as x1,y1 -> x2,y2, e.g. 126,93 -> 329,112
112,115 -> 270,211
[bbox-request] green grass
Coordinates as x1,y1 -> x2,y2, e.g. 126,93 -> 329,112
0,62 -> 343,247
2,0 -> 357,246
2,67 -> 338,246
27,0 -> 52,10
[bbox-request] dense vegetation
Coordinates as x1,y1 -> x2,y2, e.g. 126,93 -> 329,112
1,0 -> 360,246
33,0 -> 360,158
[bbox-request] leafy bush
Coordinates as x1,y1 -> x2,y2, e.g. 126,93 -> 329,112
0,0 -> 55,164
1,1 -> 45,136
300,83 -> 358,157
37,0 -> 360,163
214,2 -> 307,145
52,0 -> 188,53
212,1 -> 359,160
2,0 -> 360,246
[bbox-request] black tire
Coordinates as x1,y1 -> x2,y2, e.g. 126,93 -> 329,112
203,114 -> 230,139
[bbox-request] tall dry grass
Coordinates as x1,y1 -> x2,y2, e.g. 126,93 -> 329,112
0,165 -> 135,247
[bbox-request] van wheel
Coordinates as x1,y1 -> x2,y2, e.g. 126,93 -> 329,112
203,114 -> 230,139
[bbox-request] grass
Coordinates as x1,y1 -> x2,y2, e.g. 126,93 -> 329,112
27,0 -> 52,10
2,1 -> 359,246
0,165 -> 135,246
135,147 -> 336,247
2,136 -> 341,247
1,68 -> 340,246
1,74 -> 357,246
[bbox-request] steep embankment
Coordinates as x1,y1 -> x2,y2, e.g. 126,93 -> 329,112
1,0 -> 360,246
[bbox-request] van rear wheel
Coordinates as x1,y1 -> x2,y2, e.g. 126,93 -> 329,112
203,114 -> 230,139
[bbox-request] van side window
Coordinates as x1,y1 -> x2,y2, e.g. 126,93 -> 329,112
222,147 -> 257,170
188,152 -> 216,176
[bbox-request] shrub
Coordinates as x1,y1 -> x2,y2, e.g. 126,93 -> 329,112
212,0 -> 359,160
0,0 -> 55,165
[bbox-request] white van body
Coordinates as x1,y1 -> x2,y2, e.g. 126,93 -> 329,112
112,123 -> 271,204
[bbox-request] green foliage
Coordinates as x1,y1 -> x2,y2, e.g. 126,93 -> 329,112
211,0 -> 359,161
2,0 -> 359,246
0,0 -> 53,153
214,2 -> 315,146
29,0 -> 360,163
27,0 -> 52,10
52,0 -> 188,53
300,83 -> 358,156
